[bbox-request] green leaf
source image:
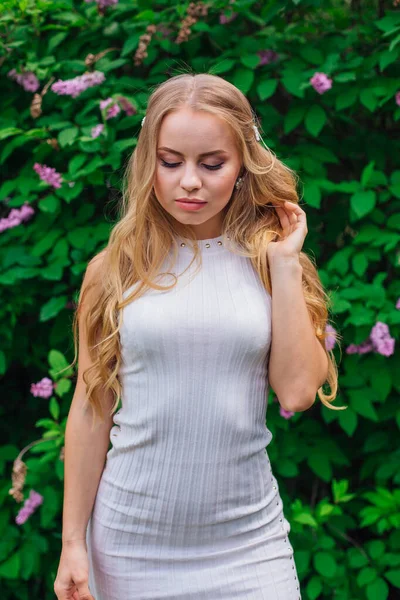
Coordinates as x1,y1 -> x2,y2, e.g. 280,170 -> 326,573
379,49 -> 399,71
306,575 -> 323,600
358,566 -> 378,586
58,127 -> 79,148
0,350 -> 6,375
305,105 -> 326,137
384,569 -> 400,588
349,391 -> 379,422
366,577 -> 389,600
240,54 -> 261,69
314,551 -> 337,577
210,59 -> 236,75
256,79 -> 278,101
31,230 -> 62,257
303,180 -> 321,208
336,87 -> 358,110
361,161 -> 375,187
0,552 -> 20,578
293,513 -> 318,527
49,397 -> 60,420
352,253 -> 368,277
121,34 -> 141,57
367,540 -> 385,560
48,349 -> 69,373
350,190 -> 376,219
308,453 -> 332,482
283,105 -> 306,134
233,68 -> 254,95
337,406 -> 358,436
0,127 -> 23,141
55,378 -> 72,397
38,195 -> 61,213
360,89 -> 379,112
39,296 -> 68,322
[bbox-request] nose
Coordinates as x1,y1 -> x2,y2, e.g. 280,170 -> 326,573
180,163 -> 202,191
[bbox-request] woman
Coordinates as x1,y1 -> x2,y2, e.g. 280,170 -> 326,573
54,72 -> 341,600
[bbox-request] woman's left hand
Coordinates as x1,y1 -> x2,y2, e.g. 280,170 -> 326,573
267,200 -> 308,260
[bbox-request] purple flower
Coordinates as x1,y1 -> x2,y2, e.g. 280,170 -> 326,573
117,96 -> 136,116
51,70 -> 105,98
0,203 -> 35,233
8,69 -> 40,92
30,377 -> 54,398
395,91 -> 400,107
15,489 -> 43,525
33,163 -> 62,189
279,406 -> 295,419
100,97 -> 121,120
346,321 -> 395,357
258,50 -> 279,66
91,123 -> 104,138
396,297 -> 400,309
219,12 -> 238,24
325,324 -> 337,351
310,72 -> 333,95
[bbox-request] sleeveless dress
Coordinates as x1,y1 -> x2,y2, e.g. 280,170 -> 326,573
85,233 -> 301,599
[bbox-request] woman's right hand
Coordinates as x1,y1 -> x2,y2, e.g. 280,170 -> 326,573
54,540 -> 95,600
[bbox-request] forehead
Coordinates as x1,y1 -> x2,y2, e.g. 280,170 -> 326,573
158,109 -> 236,151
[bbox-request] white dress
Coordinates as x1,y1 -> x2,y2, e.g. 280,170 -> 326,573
86,233 -> 301,599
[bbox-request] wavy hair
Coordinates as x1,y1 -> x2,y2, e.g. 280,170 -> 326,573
69,72 -> 344,430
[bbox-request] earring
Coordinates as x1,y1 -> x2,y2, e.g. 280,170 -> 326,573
235,176 -> 244,189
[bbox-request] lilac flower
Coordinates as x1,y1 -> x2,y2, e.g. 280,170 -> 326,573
15,489 -> 43,525
117,96 -> 136,116
91,123 -> 104,138
100,97 -> 121,120
325,324 -> 337,351
396,297 -> 400,309
370,321 -> 395,357
0,203 -> 35,233
396,91 -> 400,107
84,0 -> 118,7
33,163 -> 62,189
279,406 -> 295,419
346,321 -> 395,357
30,377 -> 54,398
310,72 -> 333,95
258,50 -> 279,66
219,11 -> 238,24
8,69 -> 40,93
51,71 -> 105,98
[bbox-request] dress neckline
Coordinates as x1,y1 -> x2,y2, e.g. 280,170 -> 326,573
174,233 -> 232,255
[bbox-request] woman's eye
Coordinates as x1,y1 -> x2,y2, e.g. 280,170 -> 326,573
160,159 -> 223,171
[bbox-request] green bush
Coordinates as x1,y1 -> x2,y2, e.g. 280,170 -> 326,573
1,0 -> 399,598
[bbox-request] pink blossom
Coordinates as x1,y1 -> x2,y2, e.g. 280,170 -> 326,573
84,0 -> 118,6
325,324 -> 337,351
0,203 -> 35,233
258,50 -> 279,66
91,123 -> 104,138
279,406 -> 295,419
100,97 -> 121,120
15,489 -> 43,525
396,297 -> 400,309
346,321 -> 395,357
117,96 -> 136,116
395,91 -> 400,107
219,12 -> 238,24
33,163 -> 62,189
8,69 -> 40,92
310,72 -> 333,95
30,377 -> 54,398
51,70 -> 105,98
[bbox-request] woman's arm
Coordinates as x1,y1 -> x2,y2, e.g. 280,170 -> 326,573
62,252 -> 115,545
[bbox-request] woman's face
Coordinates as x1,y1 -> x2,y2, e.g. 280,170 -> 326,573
153,107 -> 243,240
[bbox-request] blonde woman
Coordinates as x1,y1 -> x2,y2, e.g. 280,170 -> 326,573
54,72 -> 342,600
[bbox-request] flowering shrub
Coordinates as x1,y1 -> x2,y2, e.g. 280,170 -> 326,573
0,0 -> 399,598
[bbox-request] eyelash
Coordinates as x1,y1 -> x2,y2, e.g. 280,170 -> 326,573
160,159 -> 224,171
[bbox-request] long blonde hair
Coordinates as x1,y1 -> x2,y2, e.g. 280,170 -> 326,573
70,72 -> 344,428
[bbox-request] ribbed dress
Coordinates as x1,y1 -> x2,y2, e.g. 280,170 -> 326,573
85,233 -> 301,599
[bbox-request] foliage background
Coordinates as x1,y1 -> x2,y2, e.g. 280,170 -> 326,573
1,0 -> 400,598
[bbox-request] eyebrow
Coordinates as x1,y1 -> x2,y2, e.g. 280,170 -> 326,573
157,146 -> 229,158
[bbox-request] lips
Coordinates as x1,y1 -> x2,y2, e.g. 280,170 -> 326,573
176,198 -> 206,204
